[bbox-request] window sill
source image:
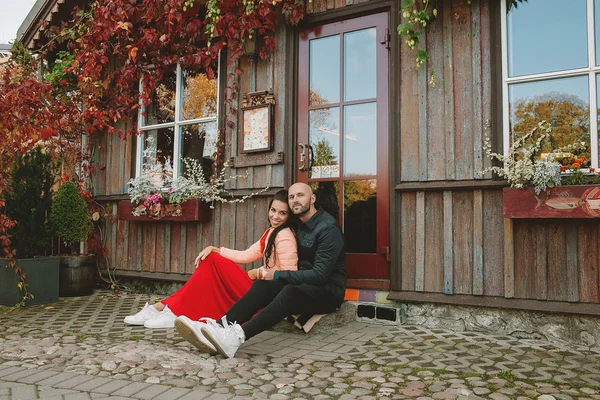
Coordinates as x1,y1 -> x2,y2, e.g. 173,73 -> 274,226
503,186 -> 600,218
118,199 -> 211,222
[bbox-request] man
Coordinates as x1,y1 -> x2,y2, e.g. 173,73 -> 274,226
174,182 -> 346,358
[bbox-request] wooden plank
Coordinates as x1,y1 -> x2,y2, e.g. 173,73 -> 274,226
418,34 -> 428,182
179,224 -> 187,274
111,203 -> 118,270
396,179 -> 507,191
122,221 -> 129,270
513,221 -> 536,299
443,190 -> 453,294
306,0 -> 313,14
141,223 -> 156,272
115,219 -> 125,270
535,224 -> 548,300
252,197 -> 269,270
123,126 -> 133,193
196,221 -> 203,268
169,223 -> 181,274
565,224 -> 579,302
220,203 -> 232,249
452,0 -> 474,180
482,189 -> 504,297
327,0 -> 334,10
415,191 -> 425,291
400,16 -> 419,182
391,193 -> 402,290
164,222 -> 171,273
442,0 -> 455,180
235,201 -> 248,252
472,189 -> 483,295
185,222 -> 198,274
105,133 -> 112,195
155,223 -> 166,273
480,0 -> 493,174
578,222 -> 599,303
229,203 -> 237,252
471,1 -> 483,179
503,218 -> 514,298
334,0 -> 345,10
426,8 -> 446,181
96,133 -> 107,196
452,191 -> 473,294
136,224 -> 142,271
547,223 -> 568,301
104,204 -> 113,268
424,191 -> 444,293
401,192 -> 416,291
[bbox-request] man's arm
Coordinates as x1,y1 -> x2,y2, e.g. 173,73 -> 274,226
275,226 -> 343,286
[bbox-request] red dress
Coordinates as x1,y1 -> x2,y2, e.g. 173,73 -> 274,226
161,228 -> 298,320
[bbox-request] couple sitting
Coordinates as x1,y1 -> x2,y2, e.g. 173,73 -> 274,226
124,183 -> 346,358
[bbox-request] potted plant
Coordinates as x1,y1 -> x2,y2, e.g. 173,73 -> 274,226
481,121 -> 600,219
49,181 -> 96,296
0,146 -> 59,306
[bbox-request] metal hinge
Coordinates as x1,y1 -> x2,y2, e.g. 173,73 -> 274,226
380,246 -> 391,262
381,28 -> 391,50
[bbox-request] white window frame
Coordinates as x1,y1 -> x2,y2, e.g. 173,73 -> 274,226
500,0 -> 599,169
135,54 -> 221,178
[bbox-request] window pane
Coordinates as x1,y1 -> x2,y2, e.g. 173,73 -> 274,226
309,181 -> 340,222
343,180 -> 376,254
507,0 -> 587,77
309,107 -> 340,179
180,121 -> 218,174
344,28 -> 376,101
143,70 -> 176,126
143,127 -> 175,173
180,68 -> 218,121
343,102 -> 376,177
596,0 -> 600,66
310,36 -> 340,105
509,76 -> 590,163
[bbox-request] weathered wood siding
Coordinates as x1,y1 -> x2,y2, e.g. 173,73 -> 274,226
95,22 -> 292,275
384,0 -> 600,306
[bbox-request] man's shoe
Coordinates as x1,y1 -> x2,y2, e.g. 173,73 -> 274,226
201,316 -> 245,359
124,302 -> 160,325
144,305 -> 177,329
174,316 -> 217,355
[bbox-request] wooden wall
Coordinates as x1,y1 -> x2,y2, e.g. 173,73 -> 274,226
93,18 -> 293,275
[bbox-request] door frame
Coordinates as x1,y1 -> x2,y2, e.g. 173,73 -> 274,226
296,12 -> 390,280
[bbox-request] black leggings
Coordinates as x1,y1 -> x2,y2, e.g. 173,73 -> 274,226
225,280 -> 341,340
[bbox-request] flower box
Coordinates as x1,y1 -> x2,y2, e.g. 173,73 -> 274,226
118,199 -> 211,222
503,186 -> 600,219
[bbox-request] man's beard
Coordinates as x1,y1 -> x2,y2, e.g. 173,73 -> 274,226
292,202 -> 310,217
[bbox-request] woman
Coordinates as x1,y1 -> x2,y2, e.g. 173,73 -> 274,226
124,189 -> 298,328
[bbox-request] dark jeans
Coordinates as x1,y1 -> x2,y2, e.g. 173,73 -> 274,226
225,280 -> 341,340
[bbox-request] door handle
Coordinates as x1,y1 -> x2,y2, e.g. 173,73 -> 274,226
298,143 -> 307,171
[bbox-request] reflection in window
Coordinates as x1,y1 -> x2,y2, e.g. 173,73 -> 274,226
508,77 -> 590,165
506,0 -> 587,77
138,60 -> 220,178
310,181 -> 340,222
180,69 -> 218,121
343,180 -> 376,254
144,70 -> 176,125
344,102 -> 377,176
309,107 -> 340,179
310,35 -> 340,105
143,127 -> 175,173
344,28 -> 376,102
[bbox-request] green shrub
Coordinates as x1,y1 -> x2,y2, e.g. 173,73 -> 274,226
50,181 -> 92,249
5,146 -> 58,258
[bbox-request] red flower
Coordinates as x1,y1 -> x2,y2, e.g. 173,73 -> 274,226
573,162 -> 581,169
590,168 -> 595,173
560,165 -> 569,172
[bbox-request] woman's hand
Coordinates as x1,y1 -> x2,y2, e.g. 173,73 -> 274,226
261,269 -> 275,280
195,246 -> 219,267
247,269 -> 258,280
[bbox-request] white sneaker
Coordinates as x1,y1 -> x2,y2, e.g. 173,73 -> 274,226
174,316 -> 217,355
124,302 -> 160,325
144,305 -> 177,329
201,316 -> 245,359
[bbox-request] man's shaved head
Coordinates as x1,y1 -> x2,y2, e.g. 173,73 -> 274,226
288,182 -> 317,222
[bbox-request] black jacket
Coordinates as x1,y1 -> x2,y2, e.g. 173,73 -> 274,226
277,209 -> 346,302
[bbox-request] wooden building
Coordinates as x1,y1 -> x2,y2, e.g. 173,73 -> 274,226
19,0 -> 600,317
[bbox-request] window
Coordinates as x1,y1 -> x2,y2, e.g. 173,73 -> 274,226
501,0 -> 598,169
136,60 -> 220,178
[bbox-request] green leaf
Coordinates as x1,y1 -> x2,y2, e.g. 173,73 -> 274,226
401,0 -> 413,10
397,23 -> 412,32
417,50 -> 428,60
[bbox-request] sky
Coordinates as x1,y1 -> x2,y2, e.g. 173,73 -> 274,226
0,0 -> 38,44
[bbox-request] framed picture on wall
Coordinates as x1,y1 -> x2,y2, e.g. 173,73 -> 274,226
240,90 -> 275,154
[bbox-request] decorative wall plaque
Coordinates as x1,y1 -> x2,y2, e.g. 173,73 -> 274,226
240,90 -> 275,153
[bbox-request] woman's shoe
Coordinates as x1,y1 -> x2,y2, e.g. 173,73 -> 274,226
123,302 -> 160,325
144,305 -> 177,329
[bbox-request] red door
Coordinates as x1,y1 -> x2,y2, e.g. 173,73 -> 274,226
297,13 -> 390,280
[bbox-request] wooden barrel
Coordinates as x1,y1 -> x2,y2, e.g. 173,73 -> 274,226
59,255 -> 97,297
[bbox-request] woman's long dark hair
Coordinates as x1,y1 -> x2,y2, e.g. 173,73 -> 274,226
264,189 -> 298,269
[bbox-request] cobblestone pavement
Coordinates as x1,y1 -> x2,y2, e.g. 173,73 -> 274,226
0,291 -> 599,400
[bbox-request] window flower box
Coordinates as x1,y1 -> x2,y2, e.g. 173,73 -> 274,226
118,199 -> 211,222
503,186 -> 600,219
